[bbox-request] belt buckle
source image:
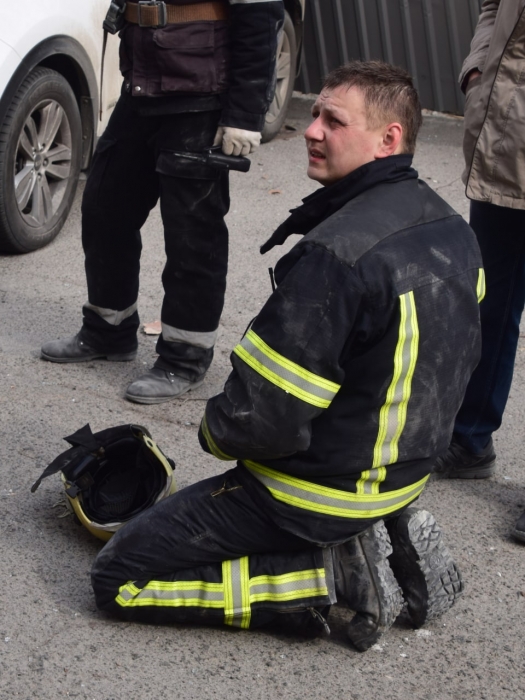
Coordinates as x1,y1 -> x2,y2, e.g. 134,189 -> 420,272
138,0 -> 167,28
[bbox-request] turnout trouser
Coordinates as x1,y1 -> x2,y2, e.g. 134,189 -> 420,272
454,201 -> 525,453
80,95 -> 230,380
91,469 -> 335,632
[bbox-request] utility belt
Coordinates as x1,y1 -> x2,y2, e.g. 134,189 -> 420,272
104,0 -> 228,34
243,460 -> 429,520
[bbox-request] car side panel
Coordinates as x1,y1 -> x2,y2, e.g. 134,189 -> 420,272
0,1 -> 120,133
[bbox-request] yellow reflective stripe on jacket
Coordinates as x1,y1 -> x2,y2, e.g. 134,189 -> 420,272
233,329 -> 341,409
477,268 -> 486,303
244,460 -> 428,519
356,466 -> 387,496
373,291 -> 419,469
201,414 -> 235,461
116,580 -> 224,608
116,561 -> 329,627
223,557 -> 251,629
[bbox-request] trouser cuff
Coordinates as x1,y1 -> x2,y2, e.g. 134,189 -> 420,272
81,305 -> 139,354
155,335 -> 214,381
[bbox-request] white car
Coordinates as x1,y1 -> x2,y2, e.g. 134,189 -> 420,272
0,0 -> 304,253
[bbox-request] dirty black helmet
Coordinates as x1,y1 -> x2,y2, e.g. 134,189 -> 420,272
31,423 -> 176,541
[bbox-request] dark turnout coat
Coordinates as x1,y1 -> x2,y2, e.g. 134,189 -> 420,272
118,0 -> 284,131
199,156 -> 483,543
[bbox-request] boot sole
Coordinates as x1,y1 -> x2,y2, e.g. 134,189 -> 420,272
40,350 -> 137,363
40,351 -> 137,364
124,377 -> 205,405
387,508 -> 463,628
512,527 -> 525,543
347,521 -> 404,652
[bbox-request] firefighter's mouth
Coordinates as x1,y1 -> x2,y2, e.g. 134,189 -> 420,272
308,149 -> 325,161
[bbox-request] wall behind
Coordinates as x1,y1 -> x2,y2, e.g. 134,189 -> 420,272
298,0 -> 483,114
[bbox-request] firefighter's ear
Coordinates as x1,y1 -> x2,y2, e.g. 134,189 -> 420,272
376,122 -> 403,158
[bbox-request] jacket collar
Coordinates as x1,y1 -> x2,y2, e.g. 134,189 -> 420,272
260,155 -> 418,254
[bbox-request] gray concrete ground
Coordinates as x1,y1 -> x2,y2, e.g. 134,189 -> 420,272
0,97 -> 523,699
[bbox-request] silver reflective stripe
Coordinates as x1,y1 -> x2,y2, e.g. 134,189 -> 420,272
162,322 -> 217,349
223,558 -> 250,628
322,548 -> 337,604
361,469 -> 381,494
244,460 -> 429,519
373,292 -> 419,468
116,580 -> 224,608
234,330 -> 340,408
357,468 -> 386,496
84,301 -> 137,326
249,570 -> 328,602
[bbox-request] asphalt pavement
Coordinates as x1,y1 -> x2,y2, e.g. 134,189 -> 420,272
0,96 -> 523,699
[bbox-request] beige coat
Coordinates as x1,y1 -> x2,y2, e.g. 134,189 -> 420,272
461,0 -> 525,208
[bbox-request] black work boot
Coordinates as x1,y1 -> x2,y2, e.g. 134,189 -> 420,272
124,368 -> 205,404
386,508 -> 464,628
433,438 -> 496,479
513,510 -> 525,543
41,334 -> 136,363
333,520 -> 403,652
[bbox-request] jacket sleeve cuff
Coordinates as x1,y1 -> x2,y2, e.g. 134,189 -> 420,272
199,414 -> 237,461
458,63 -> 483,92
219,108 -> 266,132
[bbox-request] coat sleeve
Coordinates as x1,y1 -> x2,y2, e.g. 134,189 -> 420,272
220,0 -> 285,131
459,0 -> 500,88
198,244 -> 367,461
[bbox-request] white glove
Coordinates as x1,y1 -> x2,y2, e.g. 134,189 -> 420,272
213,126 -> 261,156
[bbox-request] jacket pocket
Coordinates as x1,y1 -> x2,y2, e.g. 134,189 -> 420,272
153,21 -> 230,93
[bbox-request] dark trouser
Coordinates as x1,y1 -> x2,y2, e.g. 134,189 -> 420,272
79,95 -> 230,380
91,468 -> 335,632
454,200 -> 525,453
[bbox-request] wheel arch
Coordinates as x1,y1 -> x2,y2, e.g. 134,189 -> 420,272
0,36 -> 98,169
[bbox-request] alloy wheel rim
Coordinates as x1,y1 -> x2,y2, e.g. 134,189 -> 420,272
14,99 -> 73,228
266,29 -> 292,125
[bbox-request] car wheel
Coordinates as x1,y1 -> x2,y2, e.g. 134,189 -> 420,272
0,67 -> 82,253
262,11 -> 297,143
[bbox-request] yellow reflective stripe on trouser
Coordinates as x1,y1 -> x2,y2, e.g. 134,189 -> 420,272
200,414 -> 235,461
233,329 -> 340,409
477,268 -> 486,303
116,561 -> 330,626
116,580 -> 224,608
244,460 -> 429,519
249,569 -> 328,603
373,291 -> 419,469
223,557 -> 251,628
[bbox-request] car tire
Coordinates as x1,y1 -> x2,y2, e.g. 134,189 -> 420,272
0,67 -> 82,253
261,11 -> 297,143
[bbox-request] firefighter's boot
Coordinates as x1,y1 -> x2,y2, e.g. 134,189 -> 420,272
333,520 -> 403,652
386,508 -> 464,628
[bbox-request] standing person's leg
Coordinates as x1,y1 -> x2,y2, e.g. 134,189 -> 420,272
125,110 -> 229,403
434,200 -> 525,478
41,95 -> 160,361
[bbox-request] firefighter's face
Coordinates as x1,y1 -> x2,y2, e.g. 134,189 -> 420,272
305,85 -> 403,186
